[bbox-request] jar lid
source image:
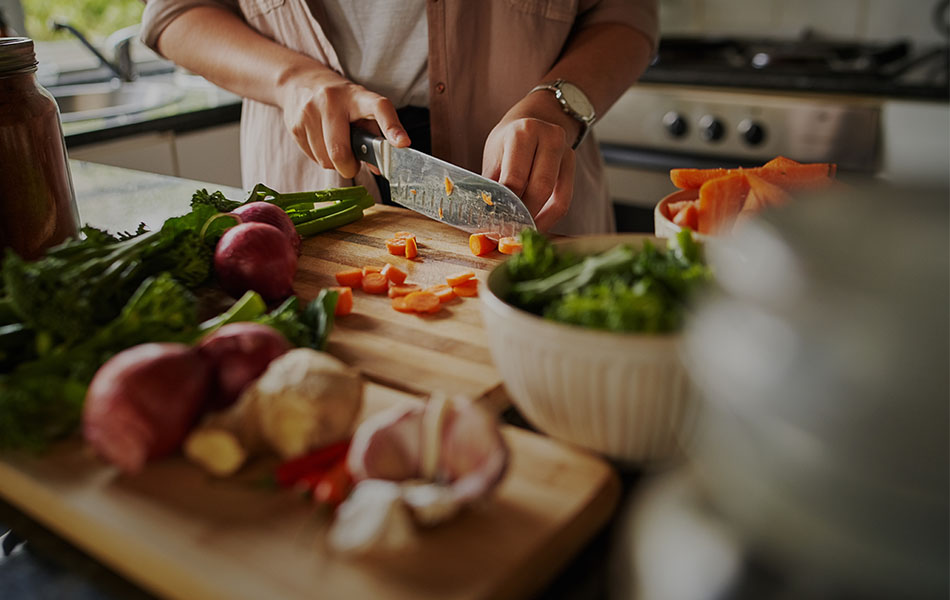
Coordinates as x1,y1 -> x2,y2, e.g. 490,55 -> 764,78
0,37 -> 37,75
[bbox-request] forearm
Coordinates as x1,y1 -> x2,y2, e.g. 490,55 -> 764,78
155,6 -> 336,107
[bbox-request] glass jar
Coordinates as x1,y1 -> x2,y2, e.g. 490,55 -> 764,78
0,37 -> 79,259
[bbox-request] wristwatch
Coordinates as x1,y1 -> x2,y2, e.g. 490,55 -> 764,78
529,79 -> 596,150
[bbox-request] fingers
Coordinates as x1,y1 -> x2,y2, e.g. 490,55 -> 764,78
533,149 -> 575,232
357,95 -> 409,148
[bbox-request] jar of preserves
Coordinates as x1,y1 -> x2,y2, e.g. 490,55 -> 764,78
0,37 -> 79,259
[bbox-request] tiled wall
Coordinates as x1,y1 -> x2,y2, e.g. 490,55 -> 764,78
660,0 -> 948,45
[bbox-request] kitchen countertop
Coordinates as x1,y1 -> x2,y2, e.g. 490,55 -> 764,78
0,161 -> 648,600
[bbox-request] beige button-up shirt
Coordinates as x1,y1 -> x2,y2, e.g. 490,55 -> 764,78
142,0 -> 657,235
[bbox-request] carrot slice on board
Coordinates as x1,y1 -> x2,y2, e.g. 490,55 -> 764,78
498,237 -> 523,255
452,279 -> 479,297
362,265 -> 382,277
381,263 -> 408,285
425,284 -> 457,303
385,238 -> 407,256
743,173 -> 791,212
469,233 -> 497,256
404,236 -> 418,259
362,272 -> 389,294
391,296 -> 415,313
696,173 -> 750,234
446,271 -> 475,287
329,286 -> 353,316
334,268 -> 363,289
405,291 -> 441,314
393,231 -> 415,240
388,284 -> 421,298
672,202 -> 699,231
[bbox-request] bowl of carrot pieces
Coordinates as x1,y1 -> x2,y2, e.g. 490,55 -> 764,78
655,156 -> 837,238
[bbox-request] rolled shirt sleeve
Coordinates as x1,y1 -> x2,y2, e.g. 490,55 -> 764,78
576,0 -> 659,52
140,0 -> 242,53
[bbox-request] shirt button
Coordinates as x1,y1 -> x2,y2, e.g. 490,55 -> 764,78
436,82 -> 446,94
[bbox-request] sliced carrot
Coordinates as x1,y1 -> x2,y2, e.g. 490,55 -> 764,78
672,202 -> 699,231
444,176 -> 454,196
452,279 -> 479,297
480,191 -> 494,206
334,268 -> 363,289
763,156 -> 800,169
425,284 -> 457,303
329,286 -> 353,316
388,284 -> 421,298
438,205 -> 444,219
498,237 -> 522,255
362,265 -> 382,277
381,263 -> 407,285
666,199 -> 694,219
362,272 -> 389,294
469,233 -> 497,256
405,236 -> 418,259
393,231 -> 415,240
386,238 -> 407,256
743,173 -> 791,212
696,173 -> 749,234
671,162 -> 835,191
405,291 -> 441,314
446,270 -> 475,287
391,296 -> 415,313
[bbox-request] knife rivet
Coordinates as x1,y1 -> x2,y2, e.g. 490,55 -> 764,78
360,143 -> 368,154
436,82 -> 446,94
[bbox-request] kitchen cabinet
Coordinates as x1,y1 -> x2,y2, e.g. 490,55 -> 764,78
68,132 -> 178,178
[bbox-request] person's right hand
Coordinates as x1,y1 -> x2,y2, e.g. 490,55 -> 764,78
276,69 -> 410,179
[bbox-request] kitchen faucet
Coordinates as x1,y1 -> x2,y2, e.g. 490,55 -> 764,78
50,20 -> 137,82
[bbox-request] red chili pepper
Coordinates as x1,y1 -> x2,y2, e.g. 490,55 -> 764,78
275,439 -> 350,488
313,461 -> 353,507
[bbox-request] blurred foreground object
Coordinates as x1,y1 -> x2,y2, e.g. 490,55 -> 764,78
621,181 -> 949,599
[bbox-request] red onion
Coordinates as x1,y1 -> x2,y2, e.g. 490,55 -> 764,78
83,343 -> 212,474
231,202 -> 301,254
197,322 -> 292,410
214,222 -> 297,301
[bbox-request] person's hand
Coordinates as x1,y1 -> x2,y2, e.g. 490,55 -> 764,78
276,68 -> 410,179
482,91 -> 579,231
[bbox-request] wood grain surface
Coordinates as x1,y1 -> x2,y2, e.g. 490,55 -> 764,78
295,205 -> 508,403
0,384 -> 620,600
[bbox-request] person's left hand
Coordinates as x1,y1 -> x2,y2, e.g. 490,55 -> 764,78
482,91 -> 580,232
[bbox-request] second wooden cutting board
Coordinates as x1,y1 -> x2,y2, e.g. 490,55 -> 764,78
294,205 -> 508,403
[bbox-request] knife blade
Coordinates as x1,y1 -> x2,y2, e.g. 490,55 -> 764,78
351,128 -> 536,238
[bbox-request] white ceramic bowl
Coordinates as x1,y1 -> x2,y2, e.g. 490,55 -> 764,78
653,188 -> 711,242
479,234 -> 695,464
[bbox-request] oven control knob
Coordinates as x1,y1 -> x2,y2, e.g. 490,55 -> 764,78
699,115 -> 725,142
662,111 -> 688,138
739,119 -> 767,146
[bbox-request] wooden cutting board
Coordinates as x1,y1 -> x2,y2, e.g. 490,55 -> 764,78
294,205 -> 508,404
0,383 -> 620,600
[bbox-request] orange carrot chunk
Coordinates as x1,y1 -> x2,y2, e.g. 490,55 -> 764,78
672,202 -> 699,231
362,265 -> 382,277
334,268 -> 363,289
388,284 -> 421,298
696,173 -> 750,234
444,176 -> 454,196
386,238 -> 407,256
497,237 -> 523,255
671,162 -> 835,191
452,279 -> 479,297
666,199 -> 694,219
763,156 -> 801,169
329,286 -> 353,316
425,284 -> 457,303
391,296 -> 415,313
446,270 -> 475,287
404,236 -> 418,259
380,263 -> 408,285
405,291 -> 441,314
743,173 -> 791,212
362,272 -> 389,294
393,231 -> 415,240
469,233 -> 497,256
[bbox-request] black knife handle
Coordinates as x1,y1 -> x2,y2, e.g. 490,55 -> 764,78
350,127 -> 380,169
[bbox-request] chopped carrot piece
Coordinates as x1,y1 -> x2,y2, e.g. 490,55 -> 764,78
386,238 -> 407,256
410,189 -> 417,195
438,205 -> 444,219
405,236 -> 418,259
469,233 -> 497,257
480,191 -> 494,206
743,173 -> 791,211
334,268 -> 363,289
452,279 -> 479,297
391,296 -> 415,313
393,231 -> 415,240
362,272 -> 389,294
672,203 -> 699,231
666,199 -> 694,219
362,265 -> 382,277
425,284 -> 457,303
381,263 -> 407,285
388,284 -> 421,298
671,162 -> 835,191
446,271 -> 475,287
498,237 -> 522,255
444,176 -> 454,196
763,156 -> 801,169
329,286 -> 353,316
405,291 -> 441,314
696,173 -> 749,234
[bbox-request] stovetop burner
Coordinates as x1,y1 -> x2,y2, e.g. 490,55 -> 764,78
642,35 -> 950,100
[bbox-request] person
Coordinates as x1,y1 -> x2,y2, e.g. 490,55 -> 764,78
140,1 -> 657,234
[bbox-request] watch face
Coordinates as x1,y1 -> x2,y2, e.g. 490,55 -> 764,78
559,82 -> 594,120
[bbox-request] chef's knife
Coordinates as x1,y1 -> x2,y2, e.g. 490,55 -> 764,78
351,128 -> 536,238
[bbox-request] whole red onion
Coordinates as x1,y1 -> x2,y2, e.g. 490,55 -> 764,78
83,343 -> 212,474
197,322 -> 292,410
231,202 -> 301,254
214,222 -> 297,301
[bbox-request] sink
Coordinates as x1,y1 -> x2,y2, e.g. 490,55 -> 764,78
47,80 -> 185,123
